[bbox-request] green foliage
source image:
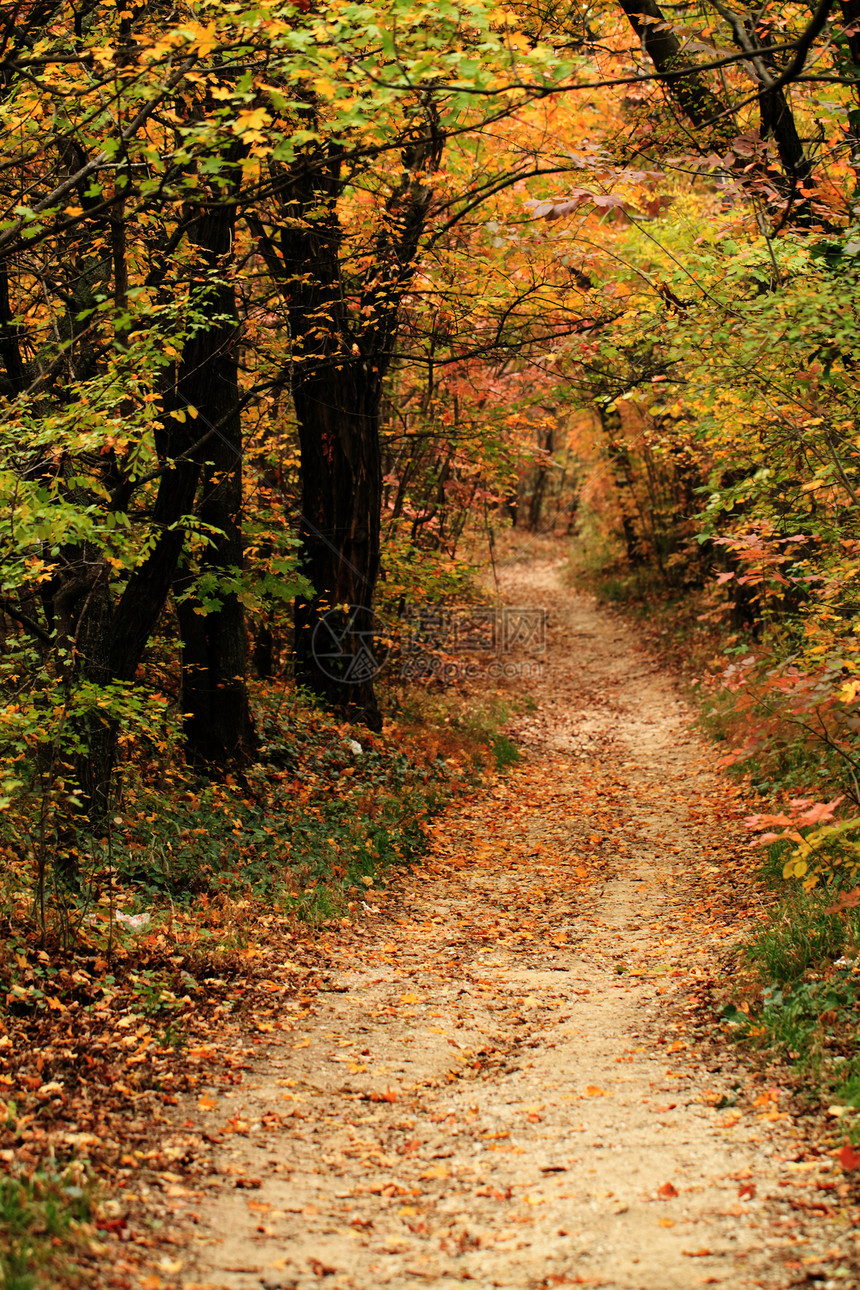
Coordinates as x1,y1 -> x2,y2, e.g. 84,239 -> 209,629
743,887 -> 857,984
491,734 -> 522,770
722,868 -> 860,1104
0,1169 -> 92,1290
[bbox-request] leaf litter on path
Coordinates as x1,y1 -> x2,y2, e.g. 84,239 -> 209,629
153,559 -> 860,1290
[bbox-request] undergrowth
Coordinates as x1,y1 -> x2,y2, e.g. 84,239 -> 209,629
0,1167 -> 93,1290
0,674 -> 523,1283
0,682 -> 507,942
723,849 -> 860,1128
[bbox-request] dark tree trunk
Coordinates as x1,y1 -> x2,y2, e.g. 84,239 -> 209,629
617,0 -> 818,216
527,427 -> 554,532
840,1 -> 860,195
293,366 -> 384,730
54,198 -> 254,821
616,0 -> 734,135
253,102 -> 442,730
171,216 -> 256,767
601,407 -> 646,567
70,564 -> 116,824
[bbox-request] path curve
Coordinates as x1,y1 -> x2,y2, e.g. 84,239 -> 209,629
177,558 -> 860,1290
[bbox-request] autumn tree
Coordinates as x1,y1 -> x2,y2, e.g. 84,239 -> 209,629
0,2 -> 288,826
238,1 -> 574,726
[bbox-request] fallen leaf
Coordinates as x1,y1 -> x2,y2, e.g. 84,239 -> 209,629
839,1143 -> 860,1171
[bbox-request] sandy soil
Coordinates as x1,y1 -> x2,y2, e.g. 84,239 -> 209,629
173,557 -> 860,1290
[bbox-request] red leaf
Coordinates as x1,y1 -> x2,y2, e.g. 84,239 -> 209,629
839,1143 -> 860,1171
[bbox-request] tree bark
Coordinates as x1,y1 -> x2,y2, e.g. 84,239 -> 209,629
254,102 -> 443,729
601,406 -> 646,567
54,199 -> 255,820
293,365 -> 384,729
617,0 -> 734,134
174,417 -> 257,766
618,0 -> 818,215
840,0 -> 860,199
170,196 -> 256,766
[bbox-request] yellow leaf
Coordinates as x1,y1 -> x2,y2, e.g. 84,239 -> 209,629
186,22 -> 219,55
233,107 -> 272,137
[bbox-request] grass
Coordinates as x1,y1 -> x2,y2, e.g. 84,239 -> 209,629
491,734 -> 521,770
0,1169 -> 93,1290
719,850 -> 860,1110
743,874 -> 857,985
390,688 -> 524,776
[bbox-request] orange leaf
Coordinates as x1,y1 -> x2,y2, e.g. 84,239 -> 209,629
839,1142 -> 860,1171
368,1087 -> 398,1102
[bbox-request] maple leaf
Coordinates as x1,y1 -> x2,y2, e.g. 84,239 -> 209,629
232,108 -> 272,141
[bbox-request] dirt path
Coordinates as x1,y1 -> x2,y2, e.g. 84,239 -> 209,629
176,559 -> 860,1290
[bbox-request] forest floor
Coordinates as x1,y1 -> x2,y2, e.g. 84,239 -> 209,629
141,554 -> 860,1290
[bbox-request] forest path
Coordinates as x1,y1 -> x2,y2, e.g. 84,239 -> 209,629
180,558 -> 859,1290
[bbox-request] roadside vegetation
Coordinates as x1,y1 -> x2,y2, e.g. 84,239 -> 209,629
569,544 -> 860,1138
3,0 -> 860,1279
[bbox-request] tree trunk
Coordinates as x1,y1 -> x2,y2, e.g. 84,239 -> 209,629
840,0 -> 860,202
171,244 -> 256,767
255,103 -> 443,729
293,365 -> 383,731
616,0 -> 734,135
62,199 -> 254,814
617,0 -> 817,214
527,427 -> 554,532
601,407 -> 646,567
